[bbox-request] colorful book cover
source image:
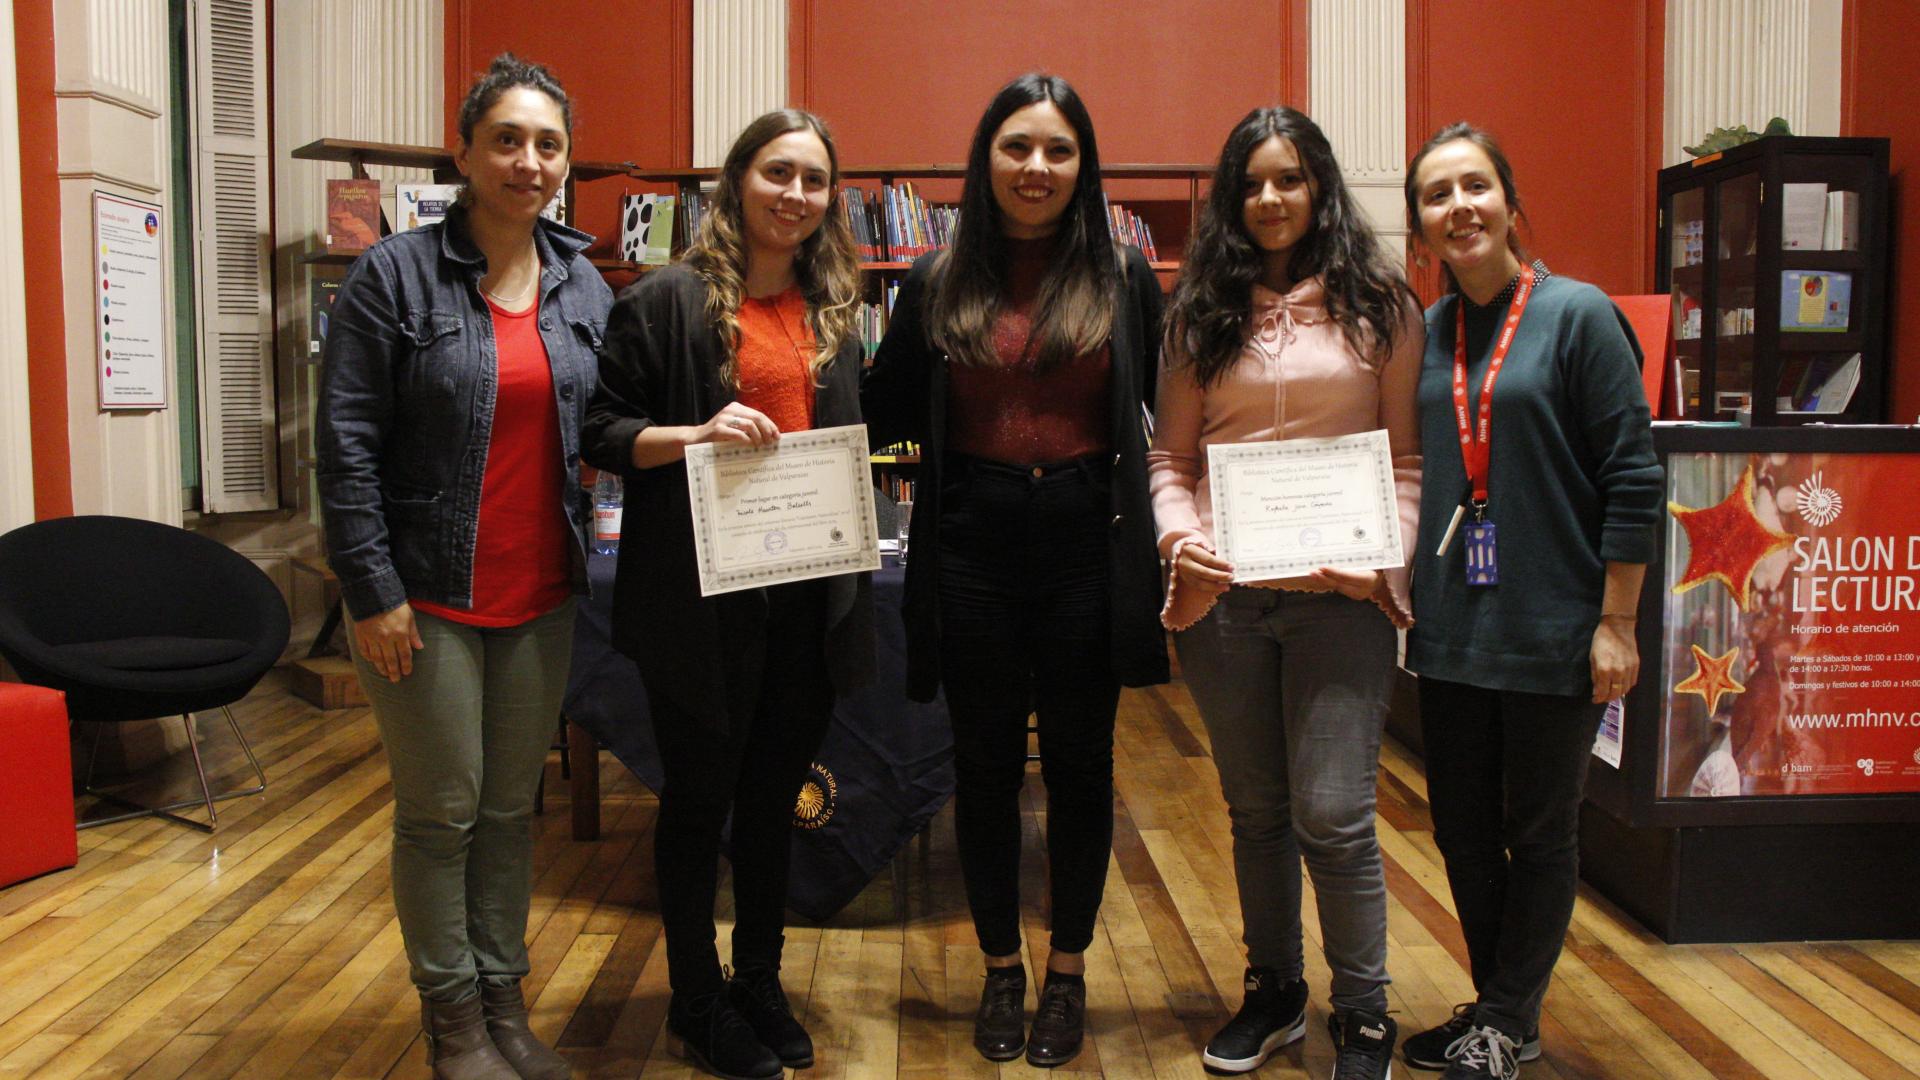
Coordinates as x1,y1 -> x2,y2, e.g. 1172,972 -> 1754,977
325,178 -> 381,252
395,183 -> 462,232
1779,271 -> 1852,332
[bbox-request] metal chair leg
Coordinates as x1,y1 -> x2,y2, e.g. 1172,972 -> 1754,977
77,707 -> 268,832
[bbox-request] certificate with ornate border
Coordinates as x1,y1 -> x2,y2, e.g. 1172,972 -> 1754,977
685,424 -> 882,596
1207,429 -> 1404,583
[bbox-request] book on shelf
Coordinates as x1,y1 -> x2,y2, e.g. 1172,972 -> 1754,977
1782,182 -> 1827,250
1672,218 -> 1704,267
1102,195 -> 1158,261
1780,353 -> 1862,414
325,178 -> 382,252
308,277 -> 341,357
1823,190 -> 1860,250
618,193 -> 677,265
395,183 -> 462,232
1779,270 -> 1852,331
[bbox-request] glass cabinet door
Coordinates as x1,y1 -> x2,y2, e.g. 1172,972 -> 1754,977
1711,171 -> 1760,418
1668,185 -> 1706,416
1772,150 -> 1872,419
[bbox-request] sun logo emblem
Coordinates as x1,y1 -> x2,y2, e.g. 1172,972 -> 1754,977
1792,471 -> 1843,527
793,763 -> 838,830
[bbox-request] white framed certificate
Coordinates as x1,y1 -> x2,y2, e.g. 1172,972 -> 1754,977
1207,429 -> 1404,583
685,423 -> 883,596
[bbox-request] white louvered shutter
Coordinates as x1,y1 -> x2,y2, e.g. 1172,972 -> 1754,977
191,0 -> 277,512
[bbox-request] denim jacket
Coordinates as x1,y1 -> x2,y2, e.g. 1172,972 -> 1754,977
316,206 -> 614,620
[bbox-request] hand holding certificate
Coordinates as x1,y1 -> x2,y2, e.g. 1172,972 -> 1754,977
685,424 -> 882,596
1207,429 -> 1404,583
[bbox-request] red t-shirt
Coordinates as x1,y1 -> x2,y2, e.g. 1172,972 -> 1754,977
412,296 -> 573,626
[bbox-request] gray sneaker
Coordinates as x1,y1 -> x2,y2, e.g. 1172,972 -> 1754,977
1439,1025 -> 1520,1080
1403,1004 -> 1539,1070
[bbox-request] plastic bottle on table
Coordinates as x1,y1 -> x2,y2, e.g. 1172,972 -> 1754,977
592,471 -> 623,556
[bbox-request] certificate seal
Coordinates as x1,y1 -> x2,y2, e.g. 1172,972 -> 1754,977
1298,526 -> 1322,547
764,529 -> 789,554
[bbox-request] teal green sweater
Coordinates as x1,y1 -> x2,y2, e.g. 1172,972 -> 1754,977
1407,269 -> 1663,696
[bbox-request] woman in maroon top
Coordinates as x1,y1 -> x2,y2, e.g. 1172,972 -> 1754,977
863,73 -> 1168,1069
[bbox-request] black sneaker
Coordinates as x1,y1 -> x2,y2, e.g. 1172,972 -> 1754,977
973,966 -> 1026,1062
1025,974 -> 1087,1068
727,964 -> 813,1068
1440,1025 -> 1519,1079
1328,1007 -> 1397,1080
668,988 -> 782,1080
1201,967 -> 1308,1074
1403,1004 -> 1540,1070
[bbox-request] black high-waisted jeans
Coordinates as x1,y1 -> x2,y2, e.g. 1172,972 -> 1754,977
937,453 -> 1119,957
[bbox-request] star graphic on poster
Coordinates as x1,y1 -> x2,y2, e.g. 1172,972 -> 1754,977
1674,643 -> 1746,716
1669,462 -> 1791,611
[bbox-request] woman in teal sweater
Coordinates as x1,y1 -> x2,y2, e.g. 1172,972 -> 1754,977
1399,124 -> 1662,1080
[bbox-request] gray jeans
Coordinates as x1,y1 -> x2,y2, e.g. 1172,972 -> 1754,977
351,599 -> 576,1002
1175,588 -> 1395,1015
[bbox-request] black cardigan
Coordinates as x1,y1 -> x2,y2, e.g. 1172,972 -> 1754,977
861,246 -> 1170,702
582,264 -> 875,729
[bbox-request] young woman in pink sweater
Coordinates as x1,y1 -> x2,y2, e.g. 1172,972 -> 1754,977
1147,106 -> 1423,1080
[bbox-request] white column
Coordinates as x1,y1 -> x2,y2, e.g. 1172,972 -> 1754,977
53,0 -> 180,523
0,0 -> 34,530
1309,0 -> 1408,257
1665,0 -> 1844,166
694,0 -> 787,168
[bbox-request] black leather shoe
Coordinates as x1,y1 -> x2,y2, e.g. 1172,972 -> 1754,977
1025,975 -> 1087,1068
667,989 -> 782,1080
973,966 -> 1027,1061
727,964 -> 813,1069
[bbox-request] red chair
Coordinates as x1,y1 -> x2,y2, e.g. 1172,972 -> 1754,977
0,682 -> 78,886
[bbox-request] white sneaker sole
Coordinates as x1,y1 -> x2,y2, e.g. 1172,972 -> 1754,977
1201,1014 -> 1307,1073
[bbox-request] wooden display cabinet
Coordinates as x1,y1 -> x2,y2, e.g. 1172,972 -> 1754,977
1655,136 -> 1889,424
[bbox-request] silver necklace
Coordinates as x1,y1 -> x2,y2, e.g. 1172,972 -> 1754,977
480,253 -> 539,306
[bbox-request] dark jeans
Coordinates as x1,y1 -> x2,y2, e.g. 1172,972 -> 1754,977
1419,676 -> 1605,1038
649,579 -> 834,996
938,454 -> 1119,957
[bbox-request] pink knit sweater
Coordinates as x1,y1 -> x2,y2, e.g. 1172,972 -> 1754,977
1147,276 -> 1424,631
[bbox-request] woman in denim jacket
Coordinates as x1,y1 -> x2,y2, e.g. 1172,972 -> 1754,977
315,55 -> 610,1080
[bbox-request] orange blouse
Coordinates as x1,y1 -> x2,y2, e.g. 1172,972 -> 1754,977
734,288 -> 816,432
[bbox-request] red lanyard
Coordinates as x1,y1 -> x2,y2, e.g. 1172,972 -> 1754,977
1451,264 -> 1535,509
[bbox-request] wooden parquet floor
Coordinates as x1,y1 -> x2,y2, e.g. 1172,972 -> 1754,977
5,673 -> 1920,1078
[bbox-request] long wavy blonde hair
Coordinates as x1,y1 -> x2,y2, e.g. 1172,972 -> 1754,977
682,109 -> 862,389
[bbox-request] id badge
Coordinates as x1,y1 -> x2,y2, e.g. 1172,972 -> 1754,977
1464,521 -> 1498,586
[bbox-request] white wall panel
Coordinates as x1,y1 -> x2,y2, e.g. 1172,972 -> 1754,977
694,0 -> 786,168
1665,0 -> 1843,166
0,0 -> 34,530
1310,0 -> 1407,254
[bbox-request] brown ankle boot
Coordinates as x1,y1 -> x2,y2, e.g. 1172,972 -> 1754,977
421,993 -> 520,1080
481,981 -> 572,1079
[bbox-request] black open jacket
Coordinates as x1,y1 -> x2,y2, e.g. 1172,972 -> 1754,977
861,246 -> 1170,702
582,264 -> 874,729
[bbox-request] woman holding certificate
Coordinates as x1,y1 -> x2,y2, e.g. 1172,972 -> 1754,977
862,73 -> 1168,1068
316,56 -> 606,1080
1146,107 -> 1421,1080
1398,124 -> 1661,1080
582,110 -> 873,1080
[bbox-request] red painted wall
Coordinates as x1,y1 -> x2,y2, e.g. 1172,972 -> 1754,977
444,0 -> 690,255
1843,0 -> 1920,423
1407,0 -> 1663,303
14,0 -> 72,518
789,1 -> 1307,170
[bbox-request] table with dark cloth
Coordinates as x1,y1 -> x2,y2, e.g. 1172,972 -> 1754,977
562,552 -> 953,920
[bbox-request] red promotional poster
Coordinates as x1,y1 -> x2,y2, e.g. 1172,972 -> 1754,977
1660,451 -> 1920,797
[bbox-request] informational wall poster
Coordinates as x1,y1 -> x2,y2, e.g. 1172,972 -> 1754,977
93,192 -> 167,409
1660,452 -> 1920,797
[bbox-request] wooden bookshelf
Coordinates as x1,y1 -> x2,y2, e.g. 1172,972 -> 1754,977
291,137 -> 630,182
